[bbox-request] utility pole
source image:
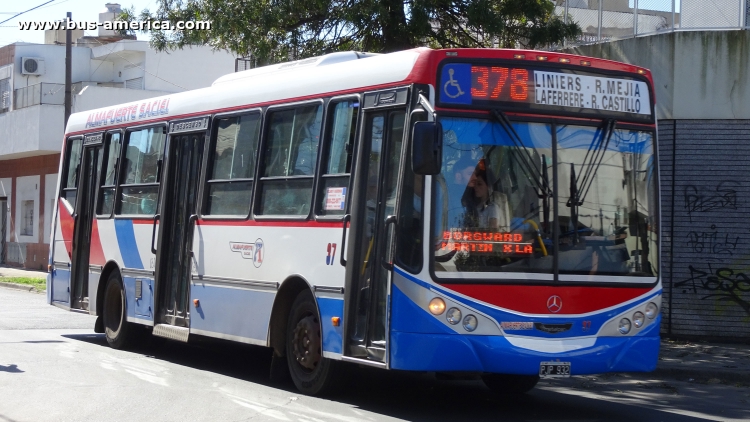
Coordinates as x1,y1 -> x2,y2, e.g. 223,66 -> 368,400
64,12 -> 72,128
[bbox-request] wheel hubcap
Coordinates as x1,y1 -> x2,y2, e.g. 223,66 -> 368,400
292,315 -> 321,371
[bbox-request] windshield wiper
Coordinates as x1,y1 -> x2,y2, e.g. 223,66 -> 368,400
566,119 -> 616,243
490,109 -> 552,198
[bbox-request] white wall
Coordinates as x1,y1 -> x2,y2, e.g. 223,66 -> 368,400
91,40 -> 235,92
15,175 -> 40,244
0,104 -> 64,159
13,44 -> 92,88
565,30 -> 750,119
44,173 -> 57,244
143,45 -> 236,92
0,177 -> 11,242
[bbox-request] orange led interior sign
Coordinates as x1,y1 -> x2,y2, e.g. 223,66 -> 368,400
440,231 -> 533,255
471,66 -> 529,101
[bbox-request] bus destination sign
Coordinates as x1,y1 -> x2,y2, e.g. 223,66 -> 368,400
438,63 -> 651,119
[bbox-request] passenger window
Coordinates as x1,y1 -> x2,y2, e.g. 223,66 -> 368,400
316,100 -> 358,216
117,127 -> 165,216
61,137 -> 83,210
97,132 -> 121,217
205,113 -> 261,216
257,104 -> 322,216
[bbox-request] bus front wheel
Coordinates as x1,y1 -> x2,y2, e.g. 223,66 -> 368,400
482,373 -> 539,394
103,272 -> 133,350
285,289 -> 340,395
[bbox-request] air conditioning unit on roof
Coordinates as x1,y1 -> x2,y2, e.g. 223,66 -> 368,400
21,57 -> 45,76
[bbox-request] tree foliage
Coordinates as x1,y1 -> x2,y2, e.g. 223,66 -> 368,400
120,0 -> 580,63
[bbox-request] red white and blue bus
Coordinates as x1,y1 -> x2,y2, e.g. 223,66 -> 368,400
49,47 -> 660,395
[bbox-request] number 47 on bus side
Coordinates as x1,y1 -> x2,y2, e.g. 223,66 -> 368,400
326,243 -> 337,265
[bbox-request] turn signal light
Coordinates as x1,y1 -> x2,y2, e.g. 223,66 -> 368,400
193,299 -> 200,308
331,317 -> 340,327
429,297 -> 446,315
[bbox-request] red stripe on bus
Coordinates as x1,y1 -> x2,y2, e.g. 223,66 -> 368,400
443,283 -> 653,315
88,219 -> 106,266
58,199 -> 74,259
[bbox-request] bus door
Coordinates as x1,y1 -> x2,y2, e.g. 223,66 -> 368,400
344,88 -> 408,363
69,134 -> 104,310
153,119 -> 208,332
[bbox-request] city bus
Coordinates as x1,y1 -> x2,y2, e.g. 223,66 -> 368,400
49,47 -> 660,395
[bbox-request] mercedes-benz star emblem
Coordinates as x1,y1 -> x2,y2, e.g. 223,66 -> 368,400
547,295 -> 562,313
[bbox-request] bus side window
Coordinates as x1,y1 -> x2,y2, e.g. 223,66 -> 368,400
97,132 -> 122,217
316,99 -> 358,216
117,127 -> 165,216
204,112 -> 260,216
61,137 -> 83,211
257,103 -> 323,217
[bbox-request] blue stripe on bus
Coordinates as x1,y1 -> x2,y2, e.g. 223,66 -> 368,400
114,219 -> 144,269
317,297 -> 344,354
390,324 -> 660,373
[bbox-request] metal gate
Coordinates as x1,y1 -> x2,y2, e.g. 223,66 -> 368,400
659,119 -> 750,340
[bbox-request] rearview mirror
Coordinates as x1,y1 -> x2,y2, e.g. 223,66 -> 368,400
412,121 -> 442,175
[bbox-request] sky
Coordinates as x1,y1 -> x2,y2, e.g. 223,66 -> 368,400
0,0 -> 156,47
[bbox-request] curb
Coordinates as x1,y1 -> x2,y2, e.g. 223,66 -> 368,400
0,281 -> 45,294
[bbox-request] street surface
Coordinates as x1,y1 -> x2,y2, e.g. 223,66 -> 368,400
1,286 -> 749,422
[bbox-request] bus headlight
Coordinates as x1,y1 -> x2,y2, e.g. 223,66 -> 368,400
463,315 -> 478,332
446,308 -> 462,325
618,318 -> 632,334
645,302 -> 658,319
633,312 -> 645,328
429,298 -> 446,315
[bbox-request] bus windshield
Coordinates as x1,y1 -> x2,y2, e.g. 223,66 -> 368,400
432,116 -> 658,279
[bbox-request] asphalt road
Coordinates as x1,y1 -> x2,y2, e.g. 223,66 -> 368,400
1,287 -> 749,422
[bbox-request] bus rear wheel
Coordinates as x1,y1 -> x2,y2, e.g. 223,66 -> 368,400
285,289 -> 339,396
103,272 -> 133,350
481,373 -> 539,394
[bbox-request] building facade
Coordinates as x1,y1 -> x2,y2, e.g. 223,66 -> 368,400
566,30 -> 750,341
0,10 -> 235,269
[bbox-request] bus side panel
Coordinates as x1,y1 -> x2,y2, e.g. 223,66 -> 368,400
316,297 -> 344,355
189,283 -> 274,343
51,199 -> 73,304
123,276 -> 154,324
193,224 -> 346,346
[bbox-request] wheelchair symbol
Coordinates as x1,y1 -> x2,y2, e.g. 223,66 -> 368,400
443,68 -> 465,99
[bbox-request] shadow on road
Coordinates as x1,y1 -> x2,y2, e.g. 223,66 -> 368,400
60,332 -> 738,422
0,364 -> 23,373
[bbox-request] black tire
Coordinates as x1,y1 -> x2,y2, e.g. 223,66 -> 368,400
285,289 -> 341,395
482,373 -> 539,394
102,271 -> 134,350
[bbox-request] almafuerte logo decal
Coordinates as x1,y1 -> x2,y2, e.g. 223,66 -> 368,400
229,238 -> 264,268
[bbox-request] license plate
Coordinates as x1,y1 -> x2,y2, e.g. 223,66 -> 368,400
539,362 -> 571,378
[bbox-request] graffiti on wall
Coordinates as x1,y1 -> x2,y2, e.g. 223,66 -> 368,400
683,181 -> 739,222
676,181 -> 750,317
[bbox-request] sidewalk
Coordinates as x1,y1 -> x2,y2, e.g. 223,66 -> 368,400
0,265 -> 48,293
0,265 -> 48,278
657,338 -> 750,384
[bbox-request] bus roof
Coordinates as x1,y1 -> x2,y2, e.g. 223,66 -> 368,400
65,47 -> 653,136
